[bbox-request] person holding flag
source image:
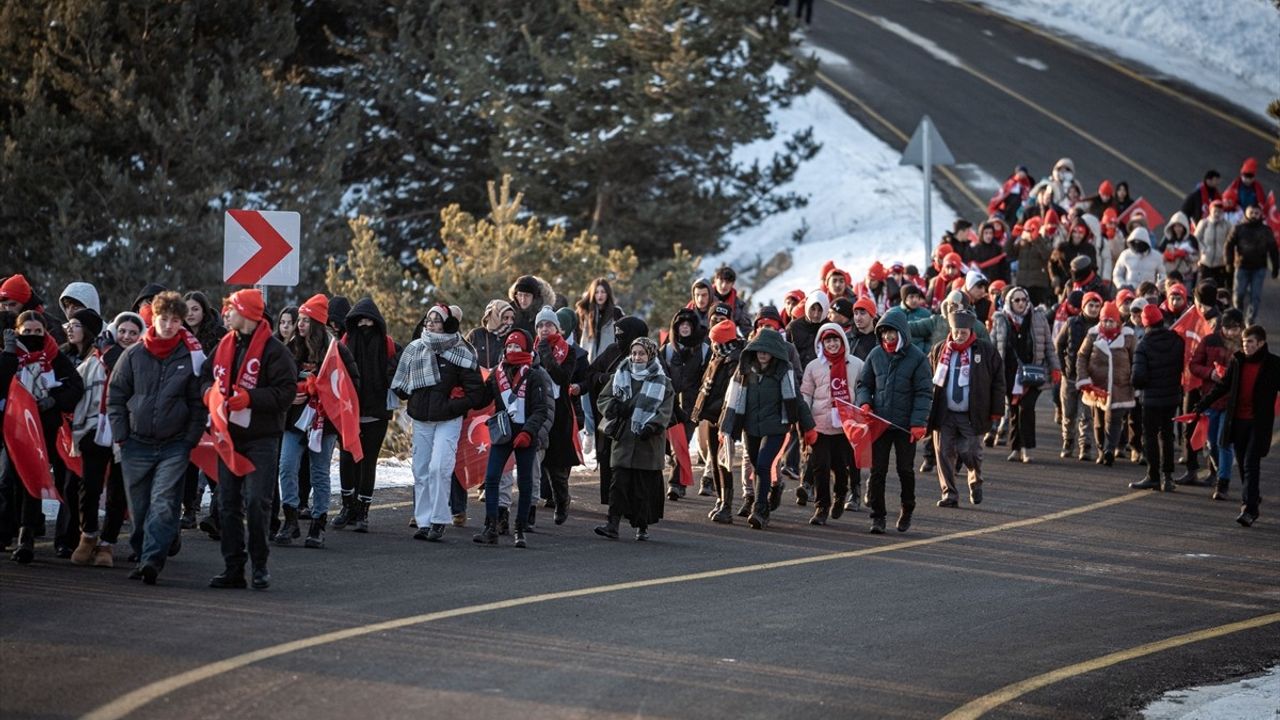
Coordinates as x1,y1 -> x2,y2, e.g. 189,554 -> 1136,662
855,310 -> 932,534
205,289 -> 297,590
1,310 -> 84,563
106,292 -> 205,584
275,294 -> 360,550
799,323 -> 863,525
927,309 -> 1004,509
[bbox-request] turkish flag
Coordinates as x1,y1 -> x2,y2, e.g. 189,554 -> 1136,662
317,341 -> 363,462
1174,413 -> 1210,452
1265,190 -> 1280,242
668,425 -> 693,487
189,433 -> 220,480
1172,306 -> 1214,391
206,383 -> 256,476
838,402 -> 888,471
453,369 -> 512,490
1117,196 -> 1165,230
3,378 -> 61,501
56,417 -> 83,478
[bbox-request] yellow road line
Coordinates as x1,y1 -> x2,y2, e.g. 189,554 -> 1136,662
950,0 -> 1275,143
941,611 -> 1280,720
81,492 -> 1145,720
821,0 -> 1185,201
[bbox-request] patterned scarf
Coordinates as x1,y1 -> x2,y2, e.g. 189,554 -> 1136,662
142,326 -> 205,375
611,354 -> 668,435
720,353 -> 798,436
933,332 -> 976,388
496,361 -> 530,424
391,329 -> 477,395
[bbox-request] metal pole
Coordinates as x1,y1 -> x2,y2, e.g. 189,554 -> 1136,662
922,116 -> 933,269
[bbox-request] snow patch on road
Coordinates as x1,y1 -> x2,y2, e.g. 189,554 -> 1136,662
1014,56 -> 1048,71
978,0 -> 1280,121
1142,664 -> 1280,720
807,45 -> 851,70
871,16 -> 965,70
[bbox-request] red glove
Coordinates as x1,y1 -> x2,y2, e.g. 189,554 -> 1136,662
305,376 -> 318,395
909,426 -> 928,443
860,404 -> 873,415
1050,369 -> 1062,385
227,388 -> 251,411
512,432 -> 532,449
296,380 -> 310,395
1163,249 -> 1177,262
803,429 -> 818,446
568,384 -> 581,397
449,386 -> 466,400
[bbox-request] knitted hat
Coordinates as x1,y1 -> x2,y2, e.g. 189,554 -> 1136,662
784,289 -> 806,306
943,252 -> 964,268
935,243 -> 954,259
989,279 -> 1007,295
1024,216 -> 1043,235
110,311 -> 145,337
72,307 -> 104,342
1101,207 -> 1118,223
852,297 -> 877,317
1140,304 -> 1164,328
708,319 -> 738,346
1100,301 -> 1122,323
1195,282 -> 1217,307
1241,157 -> 1258,175
1115,288 -> 1135,307
299,293 -> 329,325
514,275 -> 540,295
229,289 -> 265,323
821,260 -> 841,282
1099,180 -> 1114,196
829,297 -> 854,319
1130,297 -> 1149,314
1166,283 -> 1188,299
1082,291 -> 1104,309
1070,255 -> 1092,273
427,303 -> 461,334
891,261 -> 904,272
753,305 -> 785,331
0,274 -> 33,305
949,309 -> 976,330
1066,290 -> 1084,310
535,305 -> 560,331
1044,209 -> 1061,229
867,261 -> 888,282
504,329 -> 532,352
964,270 -> 989,291
710,302 -> 733,323
555,307 -> 577,336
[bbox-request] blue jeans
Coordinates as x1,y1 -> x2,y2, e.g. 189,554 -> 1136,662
278,429 -> 337,515
1233,267 -> 1266,325
1206,409 -> 1234,483
120,438 -> 190,568
483,441 -> 537,527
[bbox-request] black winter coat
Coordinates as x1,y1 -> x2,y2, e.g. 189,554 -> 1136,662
344,298 -> 400,420
285,337 -> 360,435
107,342 -> 206,447
692,345 -> 741,425
787,317 -> 821,367
401,345 -> 484,423
481,362 -> 556,449
1196,346 -> 1279,456
202,331 -> 298,443
1132,327 -> 1185,409
537,336 -> 580,468
927,337 -> 1005,431
1055,315 -> 1098,382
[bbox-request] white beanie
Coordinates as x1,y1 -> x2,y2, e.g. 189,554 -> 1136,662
535,305 -> 560,330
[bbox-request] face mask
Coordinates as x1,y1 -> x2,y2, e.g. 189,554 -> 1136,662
880,339 -> 897,355
17,334 -> 43,351
1060,171 -> 1073,184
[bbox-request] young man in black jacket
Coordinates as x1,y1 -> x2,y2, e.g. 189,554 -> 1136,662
1130,304 -> 1184,492
204,289 -> 297,590
108,292 -> 207,585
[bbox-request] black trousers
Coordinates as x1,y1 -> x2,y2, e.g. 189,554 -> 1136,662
1231,421 -> 1263,516
867,428 -> 916,521
596,429 -> 614,505
339,419 -> 389,501
218,436 -> 280,572
1142,404 -> 1177,481
542,463 -> 571,509
1009,387 -> 1041,450
54,457 -> 79,549
76,438 -> 115,535
810,432 -> 852,511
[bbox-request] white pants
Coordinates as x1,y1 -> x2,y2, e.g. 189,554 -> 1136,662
412,417 -> 462,526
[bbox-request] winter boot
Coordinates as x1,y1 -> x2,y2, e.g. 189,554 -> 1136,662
1211,480 -> 1230,501
180,508 -> 197,529
737,494 -> 754,518
795,482 -> 809,506
514,522 -> 527,548
748,495 -> 770,530
1129,476 -> 1160,490
554,502 -> 569,526
199,513 -> 221,541
304,514 -> 327,549
698,477 -> 715,496
92,543 -> 114,568
71,532 -> 99,566
809,507 -> 828,526
1060,439 -> 1074,459
707,499 -> 723,519
896,507 -> 913,533
593,514 -> 620,540
526,505 -> 537,531
353,500 -> 371,533
10,528 -> 34,564
1160,474 -> 1177,493
768,480 -> 785,511
331,494 -> 355,530
497,507 -> 510,536
472,517 -> 498,544
831,492 -> 846,520
273,506 -> 301,546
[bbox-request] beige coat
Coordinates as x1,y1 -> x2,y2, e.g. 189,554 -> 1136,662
1076,326 -> 1137,410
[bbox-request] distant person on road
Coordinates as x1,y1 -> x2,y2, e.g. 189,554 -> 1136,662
1223,158 -> 1267,213
1195,199 -> 1234,292
1180,169 -> 1221,226
1130,304 -> 1182,493
1194,325 -> 1279,528
1113,181 -> 1134,216
1224,203 -> 1280,326
1112,227 -> 1164,290
795,0 -> 813,26
1004,217 -> 1054,308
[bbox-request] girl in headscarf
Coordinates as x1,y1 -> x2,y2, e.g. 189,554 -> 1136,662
595,336 -> 674,541
468,299 -> 514,370
991,286 -> 1059,463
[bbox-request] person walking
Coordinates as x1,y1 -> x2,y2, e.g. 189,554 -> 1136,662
533,306 -> 580,524
692,320 -> 743,524
1130,304 -> 1183,492
1076,301 -> 1137,466
799,323 -> 863,524
992,286 -> 1059,463
1224,203 -> 1279,325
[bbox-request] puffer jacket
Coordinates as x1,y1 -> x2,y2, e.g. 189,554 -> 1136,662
800,323 -> 865,435
1055,315 -> 1098,382
991,306 -> 1058,370
719,329 -> 814,438
107,340 -> 206,447
1112,229 -> 1164,289
466,327 -> 505,370
1194,215 -> 1232,270
1076,326 -> 1137,410
482,360 -> 555,450
401,342 -> 484,423
853,311 -> 932,429
1132,327 -> 1184,409
599,368 -> 675,471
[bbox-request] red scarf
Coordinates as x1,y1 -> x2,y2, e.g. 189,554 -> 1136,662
540,333 -> 570,365
934,333 -> 976,387
825,346 -> 851,410
142,326 -> 201,361
212,321 -> 272,395
1098,324 -> 1121,341
16,334 -> 58,372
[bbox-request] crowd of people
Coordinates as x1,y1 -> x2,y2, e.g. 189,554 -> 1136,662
0,156 -> 1277,589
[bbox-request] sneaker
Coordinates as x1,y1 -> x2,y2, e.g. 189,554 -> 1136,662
808,509 -> 828,526
698,478 -> 715,497
796,483 -> 809,507
514,529 -> 527,548
635,528 -> 649,542
180,509 -> 197,529
937,497 -> 959,508
209,568 -> 247,589
1235,511 -> 1256,528
426,524 -> 445,542
919,458 -> 936,473
869,517 -> 886,534
896,509 -> 912,532
969,485 -> 983,505
769,481 -> 785,511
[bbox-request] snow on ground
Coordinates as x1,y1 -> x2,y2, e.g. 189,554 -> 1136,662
1142,664 -> 1280,719
707,62 -> 958,307
977,0 -> 1280,121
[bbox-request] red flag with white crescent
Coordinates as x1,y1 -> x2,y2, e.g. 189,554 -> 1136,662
667,425 -> 693,487
56,416 -> 83,478
317,340 -> 363,462
838,401 -> 888,470
189,432 -> 221,480
1171,306 -> 1214,391
206,383 -> 256,476
3,378 -> 61,501
453,369 -> 512,489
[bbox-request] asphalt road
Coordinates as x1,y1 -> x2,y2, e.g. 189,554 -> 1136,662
4,3 -> 1280,719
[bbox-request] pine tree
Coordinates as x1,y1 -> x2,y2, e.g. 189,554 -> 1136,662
325,216 -> 424,343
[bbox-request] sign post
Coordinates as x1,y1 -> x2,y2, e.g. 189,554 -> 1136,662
224,210 -> 300,288
899,116 -> 956,268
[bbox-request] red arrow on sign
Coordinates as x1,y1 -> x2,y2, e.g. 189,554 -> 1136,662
226,209 -> 293,284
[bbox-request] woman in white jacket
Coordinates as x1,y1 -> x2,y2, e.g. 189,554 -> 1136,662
800,323 -> 865,526
1111,227 -> 1165,290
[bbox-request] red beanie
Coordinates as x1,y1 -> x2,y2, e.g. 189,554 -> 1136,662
229,289 -> 265,323
1024,216 -> 1043,235
299,293 -> 329,325
1101,207 -> 1118,223
989,279 -> 1007,294
1099,180 -> 1114,196
0,274 -> 33,305
784,289 -> 806,305
943,252 -> 963,268
867,261 -> 888,282
1100,301 -> 1121,323
1082,291 -> 1104,308
1241,157 -> 1258,175
504,330 -> 530,352
852,297 -> 877,317
1044,209 -> 1061,229
1115,288 -> 1135,306
935,243 -> 954,259
1167,283 -> 1187,299
1141,304 -> 1164,328
708,319 -> 738,346
820,260 -> 839,283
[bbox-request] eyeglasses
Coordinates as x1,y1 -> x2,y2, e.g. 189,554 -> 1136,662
63,322 -> 82,331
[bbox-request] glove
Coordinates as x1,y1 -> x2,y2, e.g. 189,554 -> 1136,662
296,380 -> 310,395
803,429 -> 818,446
1163,249 -> 1177,262
305,376 -> 318,395
1051,369 -> 1062,385
512,432 -> 532,449
448,386 -> 465,400
860,404 -> 873,415
2,329 -> 16,354
909,426 -> 928,443
227,388 -> 251,411
36,395 -> 56,412
568,384 -> 581,397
